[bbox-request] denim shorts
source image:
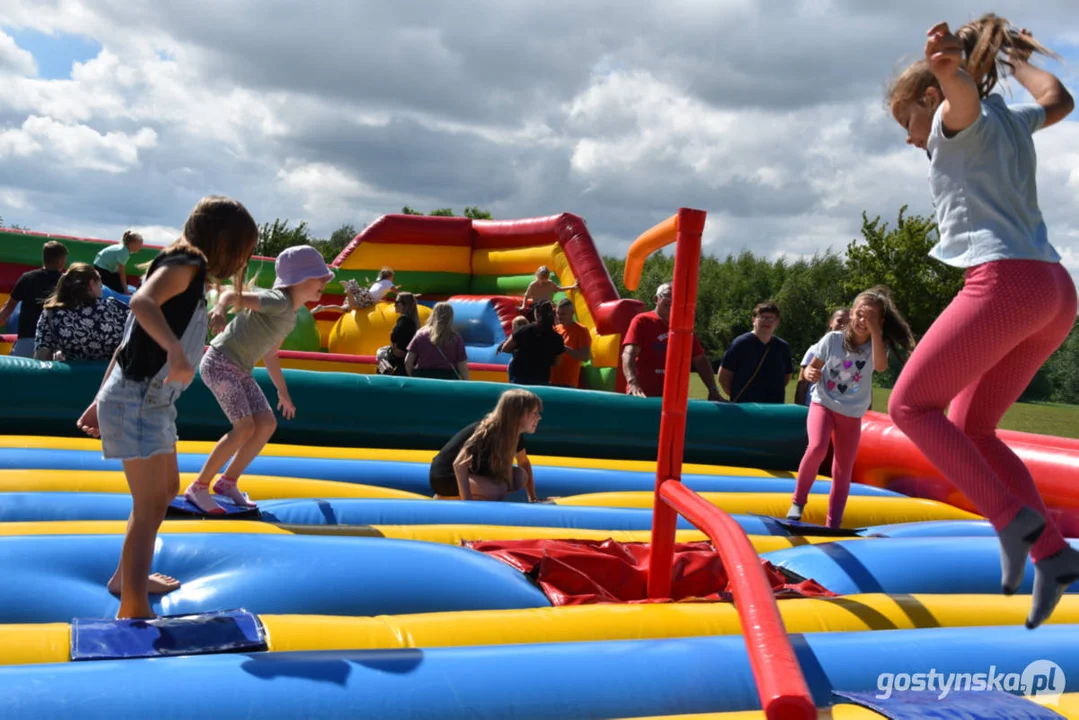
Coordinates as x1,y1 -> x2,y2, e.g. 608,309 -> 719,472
96,366 -> 182,460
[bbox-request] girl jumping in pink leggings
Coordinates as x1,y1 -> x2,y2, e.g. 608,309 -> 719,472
787,287 -> 914,529
887,15 -> 1078,629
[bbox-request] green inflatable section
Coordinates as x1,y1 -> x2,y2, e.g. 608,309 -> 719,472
0,356 -> 809,470
0,230 -> 162,279
581,365 -> 616,393
328,269 -> 470,297
469,273 -> 564,296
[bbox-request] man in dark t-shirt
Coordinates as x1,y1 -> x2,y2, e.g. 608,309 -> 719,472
719,301 -> 792,404
0,241 -> 68,357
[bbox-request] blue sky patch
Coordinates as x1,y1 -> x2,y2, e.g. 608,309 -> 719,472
5,27 -> 101,79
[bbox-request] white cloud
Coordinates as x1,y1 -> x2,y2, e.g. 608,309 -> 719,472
0,29 -> 35,76
0,0 -> 1074,295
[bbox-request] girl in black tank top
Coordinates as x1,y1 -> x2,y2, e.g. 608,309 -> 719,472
75,195 -> 258,620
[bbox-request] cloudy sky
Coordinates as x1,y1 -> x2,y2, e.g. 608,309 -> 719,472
0,1 -> 1077,283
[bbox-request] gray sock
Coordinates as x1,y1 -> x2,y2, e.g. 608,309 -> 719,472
1027,545 -> 1079,630
999,507 -> 1045,595
786,503 -> 804,522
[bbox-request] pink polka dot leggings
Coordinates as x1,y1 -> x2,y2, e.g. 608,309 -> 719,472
792,403 -> 862,529
889,259 -> 1077,562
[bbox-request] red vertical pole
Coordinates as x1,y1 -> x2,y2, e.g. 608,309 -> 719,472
646,208 -> 706,600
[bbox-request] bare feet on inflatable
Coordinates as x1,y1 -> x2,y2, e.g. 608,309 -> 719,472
212,477 -> 258,508
107,573 -> 181,596
184,482 -> 226,515
999,506 -> 1046,595
1027,545 -> 1079,630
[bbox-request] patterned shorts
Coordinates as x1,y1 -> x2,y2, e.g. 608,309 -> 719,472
200,347 -> 271,423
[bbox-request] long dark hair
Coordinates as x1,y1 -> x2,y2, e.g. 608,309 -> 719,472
534,300 -> 555,333
845,286 -> 916,361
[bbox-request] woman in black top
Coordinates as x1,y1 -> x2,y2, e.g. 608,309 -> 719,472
386,292 -> 420,376
501,300 -> 564,386
428,388 -> 543,502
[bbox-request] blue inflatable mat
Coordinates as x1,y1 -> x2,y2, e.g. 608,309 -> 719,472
166,495 -> 261,520
71,609 -> 266,661
833,690 -> 1064,719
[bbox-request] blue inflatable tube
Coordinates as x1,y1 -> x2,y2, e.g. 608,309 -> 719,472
0,534 -> 549,623
0,448 -> 903,499
447,297 -> 509,365
862,519 -> 997,538
0,493 -> 783,534
1,624 -> 1076,718
765,537 -> 1079,596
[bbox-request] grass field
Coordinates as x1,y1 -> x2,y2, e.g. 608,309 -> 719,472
687,378 -> 1079,440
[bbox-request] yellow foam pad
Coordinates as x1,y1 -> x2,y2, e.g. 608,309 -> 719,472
554,491 -> 980,527
338,243 -> 471,274
0,436 -> 795,478
0,470 -> 425,500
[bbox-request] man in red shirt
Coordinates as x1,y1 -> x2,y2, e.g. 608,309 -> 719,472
551,298 -> 592,388
621,282 -> 724,401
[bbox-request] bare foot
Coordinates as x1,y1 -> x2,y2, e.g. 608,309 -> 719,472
107,572 -> 181,596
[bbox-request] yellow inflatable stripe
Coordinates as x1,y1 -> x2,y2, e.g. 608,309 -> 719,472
0,470 -> 426,500
338,243 -> 471,273
259,593 -> 1079,654
0,520 -> 852,554
626,697 -> 1079,719
6,594 -> 1079,668
0,437 -> 794,478
554,491 -> 980,527
471,243 -> 559,276
0,520 -> 292,536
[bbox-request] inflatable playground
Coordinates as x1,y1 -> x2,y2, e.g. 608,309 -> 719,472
0,208 -> 1078,718
2,212 -> 641,388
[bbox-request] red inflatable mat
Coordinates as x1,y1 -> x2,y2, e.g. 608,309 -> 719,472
465,538 -> 836,606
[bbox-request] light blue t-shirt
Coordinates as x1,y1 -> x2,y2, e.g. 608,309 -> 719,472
93,243 -> 131,271
808,331 -> 874,418
926,93 -> 1059,268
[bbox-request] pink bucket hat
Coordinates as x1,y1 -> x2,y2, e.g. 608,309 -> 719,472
273,245 -> 335,289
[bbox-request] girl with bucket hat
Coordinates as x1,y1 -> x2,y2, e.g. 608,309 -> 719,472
183,244 -> 334,514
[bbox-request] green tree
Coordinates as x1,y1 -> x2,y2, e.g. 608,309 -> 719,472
311,223 -> 357,264
256,219 -> 315,258
428,208 -> 455,217
1045,321 -> 1079,404
464,206 -> 493,220
401,206 -> 424,216
843,207 -> 965,338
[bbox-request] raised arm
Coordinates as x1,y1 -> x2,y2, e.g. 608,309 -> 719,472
1012,56 -> 1074,128
926,23 -> 982,135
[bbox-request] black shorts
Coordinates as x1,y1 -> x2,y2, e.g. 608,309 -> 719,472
96,266 -> 126,294
429,470 -> 459,497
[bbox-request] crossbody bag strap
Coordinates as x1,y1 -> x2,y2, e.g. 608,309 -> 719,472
732,342 -> 772,403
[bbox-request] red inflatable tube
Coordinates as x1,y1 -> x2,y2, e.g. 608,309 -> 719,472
855,411 -> 1079,520
0,262 -> 36,293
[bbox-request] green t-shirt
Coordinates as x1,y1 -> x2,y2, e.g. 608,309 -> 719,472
93,244 -> 131,271
210,289 -> 297,372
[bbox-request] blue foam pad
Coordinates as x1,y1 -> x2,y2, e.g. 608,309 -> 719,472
167,495 -> 261,520
766,516 -> 861,537
71,609 -> 267,661
833,690 -> 1064,719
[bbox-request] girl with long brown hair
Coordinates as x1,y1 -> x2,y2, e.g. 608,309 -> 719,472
428,388 -> 543,502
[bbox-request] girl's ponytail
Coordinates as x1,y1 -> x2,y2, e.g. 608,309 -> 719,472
957,14 -> 1059,98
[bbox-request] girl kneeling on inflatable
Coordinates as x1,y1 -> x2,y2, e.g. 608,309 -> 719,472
429,389 -> 543,502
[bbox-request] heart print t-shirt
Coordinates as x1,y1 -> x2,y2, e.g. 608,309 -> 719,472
808,331 -> 875,418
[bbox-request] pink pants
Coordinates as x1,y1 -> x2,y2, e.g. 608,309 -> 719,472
889,260 -> 1077,562
793,403 -> 862,528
